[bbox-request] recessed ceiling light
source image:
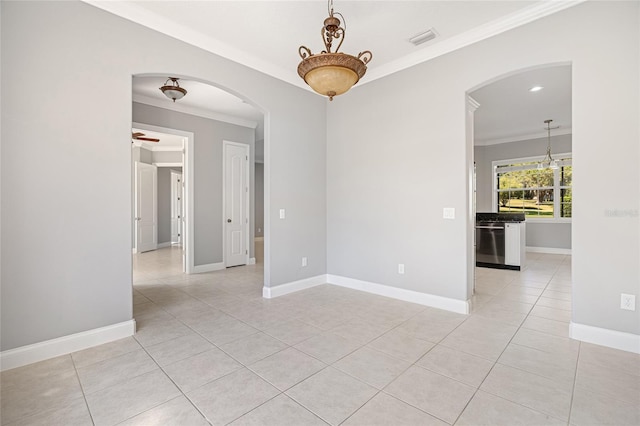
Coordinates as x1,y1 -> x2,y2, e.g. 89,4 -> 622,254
529,86 -> 544,92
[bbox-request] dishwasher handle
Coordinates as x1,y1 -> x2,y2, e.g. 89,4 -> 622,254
476,225 -> 505,230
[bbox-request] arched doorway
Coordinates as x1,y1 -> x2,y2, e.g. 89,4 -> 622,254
466,63 -> 573,317
130,74 -> 269,319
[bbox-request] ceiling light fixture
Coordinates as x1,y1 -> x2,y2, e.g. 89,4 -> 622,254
297,0 -> 372,101
538,119 -> 559,170
529,86 -> 544,92
159,77 -> 187,102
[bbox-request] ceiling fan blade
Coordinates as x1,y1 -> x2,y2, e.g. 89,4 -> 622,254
136,137 -> 160,142
132,132 -> 145,137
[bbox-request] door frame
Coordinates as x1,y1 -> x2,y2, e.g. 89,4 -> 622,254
222,140 -> 250,267
170,169 -> 183,245
132,122 -> 194,273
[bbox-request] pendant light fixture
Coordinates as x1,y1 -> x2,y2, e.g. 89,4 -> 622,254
538,119 -> 559,170
159,77 -> 187,102
297,0 -> 372,101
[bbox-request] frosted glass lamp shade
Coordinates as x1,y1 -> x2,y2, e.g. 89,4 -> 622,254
297,52 -> 369,101
161,88 -> 186,101
159,78 -> 187,102
305,66 -> 359,98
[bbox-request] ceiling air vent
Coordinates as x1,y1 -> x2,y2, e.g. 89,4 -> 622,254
409,29 -> 437,46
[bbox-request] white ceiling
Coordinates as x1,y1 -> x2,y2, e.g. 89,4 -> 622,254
471,64 -> 572,145
133,76 -> 263,127
93,1 -> 581,137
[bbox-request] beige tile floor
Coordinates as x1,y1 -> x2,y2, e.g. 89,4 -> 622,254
2,246 -> 639,425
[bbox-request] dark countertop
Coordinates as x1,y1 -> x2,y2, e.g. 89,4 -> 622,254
476,212 -> 526,223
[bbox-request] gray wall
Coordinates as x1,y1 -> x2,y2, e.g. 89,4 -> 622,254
133,102 -> 256,265
131,146 -> 152,164
139,147 -> 153,164
1,1 -> 327,351
255,163 -> 264,237
474,134 -> 572,249
152,151 -> 181,164
326,2 -> 639,335
255,139 -> 264,164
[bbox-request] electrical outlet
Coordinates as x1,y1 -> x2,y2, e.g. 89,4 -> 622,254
398,264 -> 405,274
621,294 -> 636,311
302,257 -> 307,267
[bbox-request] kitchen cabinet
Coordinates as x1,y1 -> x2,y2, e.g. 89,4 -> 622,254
505,222 -> 526,269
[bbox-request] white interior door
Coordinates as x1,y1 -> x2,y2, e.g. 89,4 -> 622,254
170,170 -> 183,244
135,161 -> 158,253
224,142 -> 249,267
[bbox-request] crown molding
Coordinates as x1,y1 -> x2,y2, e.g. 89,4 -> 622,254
86,1 -> 306,90
364,1 -> 586,84
132,94 -> 258,129
475,127 -> 572,146
86,1 -> 585,90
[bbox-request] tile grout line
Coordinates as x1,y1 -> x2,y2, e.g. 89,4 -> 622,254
451,278 -> 526,425
450,261 -> 568,425
338,260 -> 562,424
136,276 -> 333,425
566,340 -> 582,425
69,354 -> 97,426
131,248 -> 579,425
133,280 -> 271,424
132,327 -> 224,425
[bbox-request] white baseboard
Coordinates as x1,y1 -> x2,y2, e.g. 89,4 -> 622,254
254,237 -> 264,242
327,275 -> 470,314
262,274 -> 470,315
192,262 -> 225,274
570,322 -> 640,354
527,246 -> 572,255
248,258 -> 256,265
0,320 -> 136,371
263,274 -> 327,298
157,242 -> 172,249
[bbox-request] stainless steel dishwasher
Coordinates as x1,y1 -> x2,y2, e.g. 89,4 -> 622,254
475,222 -> 506,267
475,212 -> 525,270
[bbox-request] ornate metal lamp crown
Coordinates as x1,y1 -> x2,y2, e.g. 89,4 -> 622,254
297,0 -> 372,101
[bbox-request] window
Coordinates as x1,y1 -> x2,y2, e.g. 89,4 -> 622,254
493,155 -> 572,220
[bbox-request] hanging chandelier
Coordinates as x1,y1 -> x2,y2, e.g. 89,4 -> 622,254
538,119 -> 559,170
297,0 -> 372,101
159,77 -> 187,102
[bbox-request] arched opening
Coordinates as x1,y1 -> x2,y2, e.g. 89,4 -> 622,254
130,73 -> 270,326
466,63 -> 573,320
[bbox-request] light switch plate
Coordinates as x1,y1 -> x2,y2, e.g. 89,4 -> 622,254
443,208 -> 455,219
279,209 -> 285,219
621,293 -> 636,311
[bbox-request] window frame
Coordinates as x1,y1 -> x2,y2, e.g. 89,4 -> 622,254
491,153 -> 572,223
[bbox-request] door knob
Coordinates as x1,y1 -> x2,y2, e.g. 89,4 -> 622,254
227,219 -> 232,223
